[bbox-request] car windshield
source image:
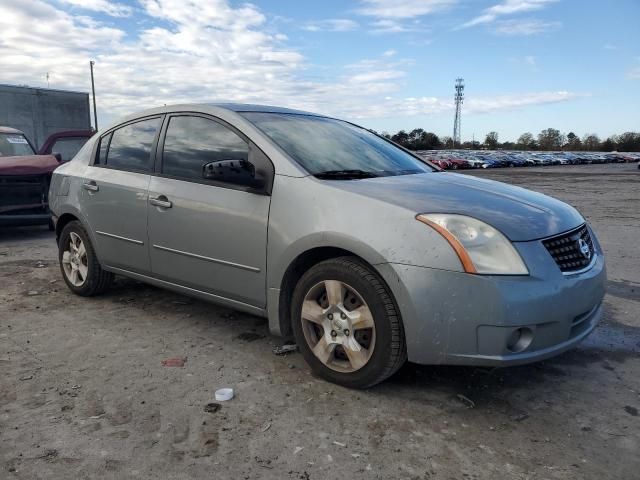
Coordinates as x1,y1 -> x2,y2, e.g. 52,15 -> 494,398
0,133 -> 35,157
240,112 -> 434,177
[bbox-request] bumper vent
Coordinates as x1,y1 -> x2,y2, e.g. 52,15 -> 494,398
542,224 -> 595,273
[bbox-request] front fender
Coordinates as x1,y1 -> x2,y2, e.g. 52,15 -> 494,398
265,175 -> 466,336
267,231 -> 388,291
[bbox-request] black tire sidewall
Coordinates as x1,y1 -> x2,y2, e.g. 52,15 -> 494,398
58,221 -> 102,296
291,258 -> 401,388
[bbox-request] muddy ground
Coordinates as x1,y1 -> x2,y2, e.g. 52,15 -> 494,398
1,163 -> 639,479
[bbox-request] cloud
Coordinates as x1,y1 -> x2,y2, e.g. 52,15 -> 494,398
58,0 -> 133,17
357,0 -> 456,18
493,19 -> 561,35
349,70 -> 405,84
302,19 -> 359,32
0,0 -> 300,120
337,91 -> 583,119
509,55 -> 539,71
0,0 -> 585,125
382,49 -> 397,57
466,91 -> 584,114
140,0 -> 266,30
461,0 -> 558,28
369,19 -> 424,33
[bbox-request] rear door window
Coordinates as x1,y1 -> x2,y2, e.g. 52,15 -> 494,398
161,115 -> 249,181
103,117 -> 161,172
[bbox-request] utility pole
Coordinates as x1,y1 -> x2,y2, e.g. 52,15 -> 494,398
453,78 -> 464,148
89,60 -> 98,131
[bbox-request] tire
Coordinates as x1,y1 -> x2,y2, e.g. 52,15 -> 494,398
290,256 -> 406,389
58,220 -> 113,296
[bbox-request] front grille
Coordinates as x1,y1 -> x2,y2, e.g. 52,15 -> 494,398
542,224 -> 595,273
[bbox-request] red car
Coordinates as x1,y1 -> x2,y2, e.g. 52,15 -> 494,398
38,129 -> 93,162
431,158 -> 452,169
0,127 -> 68,228
441,156 -> 471,169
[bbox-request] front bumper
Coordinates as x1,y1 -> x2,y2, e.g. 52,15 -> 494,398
0,213 -> 51,227
376,234 -> 606,366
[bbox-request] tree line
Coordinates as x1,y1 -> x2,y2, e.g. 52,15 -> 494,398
381,128 -> 640,152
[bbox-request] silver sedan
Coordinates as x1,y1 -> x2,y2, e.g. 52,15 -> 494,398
49,104 -> 606,388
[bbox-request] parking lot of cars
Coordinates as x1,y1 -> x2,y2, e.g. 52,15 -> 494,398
418,150 -> 640,169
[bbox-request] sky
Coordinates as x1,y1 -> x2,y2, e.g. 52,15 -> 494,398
0,0 -> 638,142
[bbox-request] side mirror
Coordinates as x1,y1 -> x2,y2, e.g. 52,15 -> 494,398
202,159 -> 265,190
53,152 -> 63,162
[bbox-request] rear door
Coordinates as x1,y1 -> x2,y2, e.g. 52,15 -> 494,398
80,116 -> 162,273
147,114 -> 272,307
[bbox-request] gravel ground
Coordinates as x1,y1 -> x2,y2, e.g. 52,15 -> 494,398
1,163 -> 639,479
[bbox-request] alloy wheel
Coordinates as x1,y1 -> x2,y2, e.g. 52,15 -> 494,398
300,280 -> 376,373
62,232 -> 88,287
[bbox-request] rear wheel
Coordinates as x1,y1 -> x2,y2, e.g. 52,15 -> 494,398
291,257 -> 406,389
59,221 -> 113,296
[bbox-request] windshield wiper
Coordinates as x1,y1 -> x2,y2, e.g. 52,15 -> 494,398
313,169 -> 380,180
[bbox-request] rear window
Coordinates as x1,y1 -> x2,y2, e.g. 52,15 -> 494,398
99,117 -> 161,172
0,133 -> 35,157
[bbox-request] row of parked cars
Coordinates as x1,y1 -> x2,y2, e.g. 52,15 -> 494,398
418,150 -> 640,169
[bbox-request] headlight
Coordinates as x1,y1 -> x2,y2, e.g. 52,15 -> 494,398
416,214 -> 528,275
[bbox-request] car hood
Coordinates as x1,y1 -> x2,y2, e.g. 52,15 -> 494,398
0,154 -> 60,175
330,172 -> 584,241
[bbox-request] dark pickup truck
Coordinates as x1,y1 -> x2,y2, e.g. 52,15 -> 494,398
38,129 -> 93,162
0,127 -> 91,228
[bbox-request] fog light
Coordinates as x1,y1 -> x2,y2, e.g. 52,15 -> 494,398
506,327 -> 533,353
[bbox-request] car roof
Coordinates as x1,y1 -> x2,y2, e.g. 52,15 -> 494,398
211,103 -> 321,116
0,126 -> 26,135
118,103 -> 325,125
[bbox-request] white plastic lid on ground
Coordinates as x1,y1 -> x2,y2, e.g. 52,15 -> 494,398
215,388 -> 234,401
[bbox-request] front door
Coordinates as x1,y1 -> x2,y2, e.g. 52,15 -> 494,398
80,116 -> 162,273
147,114 -> 271,307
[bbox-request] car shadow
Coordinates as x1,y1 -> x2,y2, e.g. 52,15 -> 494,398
366,317 -> 640,417
82,276 -> 640,413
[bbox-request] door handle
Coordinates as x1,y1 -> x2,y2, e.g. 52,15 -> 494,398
150,195 -> 172,209
82,180 -> 99,192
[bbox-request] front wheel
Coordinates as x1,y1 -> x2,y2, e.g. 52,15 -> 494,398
291,257 -> 406,389
59,221 -> 113,296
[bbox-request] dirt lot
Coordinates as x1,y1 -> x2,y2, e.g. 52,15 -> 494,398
1,163 -> 639,479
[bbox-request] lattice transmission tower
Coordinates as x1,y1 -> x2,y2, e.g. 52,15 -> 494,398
453,78 -> 464,147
